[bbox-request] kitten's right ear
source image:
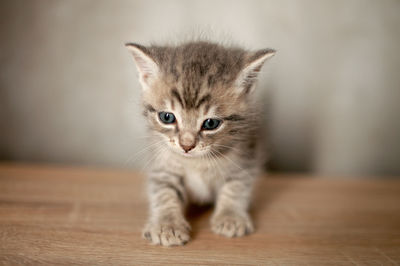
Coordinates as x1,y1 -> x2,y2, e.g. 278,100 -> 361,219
234,48 -> 276,95
125,43 -> 159,89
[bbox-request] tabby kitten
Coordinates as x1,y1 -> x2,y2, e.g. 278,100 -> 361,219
126,41 -> 275,246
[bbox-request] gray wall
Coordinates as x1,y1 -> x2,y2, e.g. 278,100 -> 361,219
1,0 -> 399,176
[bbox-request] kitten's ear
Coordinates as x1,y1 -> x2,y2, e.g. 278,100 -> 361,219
125,43 -> 159,89
235,48 -> 276,95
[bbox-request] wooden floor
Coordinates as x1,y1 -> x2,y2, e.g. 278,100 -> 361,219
0,164 -> 399,265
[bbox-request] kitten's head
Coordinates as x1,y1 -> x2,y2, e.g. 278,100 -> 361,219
126,41 -> 274,158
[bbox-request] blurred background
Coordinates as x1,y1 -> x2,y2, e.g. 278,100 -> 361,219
1,0 -> 399,177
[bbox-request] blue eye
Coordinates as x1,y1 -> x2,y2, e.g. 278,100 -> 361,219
202,118 -> 221,130
158,112 -> 176,124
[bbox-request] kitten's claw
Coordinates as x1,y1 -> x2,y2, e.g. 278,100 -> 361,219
211,211 -> 254,238
143,221 -> 191,246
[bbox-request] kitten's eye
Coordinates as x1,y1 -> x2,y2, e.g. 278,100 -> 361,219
158,112 -> 176,124
202,118 -> 221,130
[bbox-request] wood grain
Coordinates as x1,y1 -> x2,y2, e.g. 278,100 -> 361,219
0,163 -> 399,265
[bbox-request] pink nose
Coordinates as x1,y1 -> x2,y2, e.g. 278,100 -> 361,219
180,144 -> 195,153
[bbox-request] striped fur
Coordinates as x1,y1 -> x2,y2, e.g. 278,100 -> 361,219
127,41 -> 275,246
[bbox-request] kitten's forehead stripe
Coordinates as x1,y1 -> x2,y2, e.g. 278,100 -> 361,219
169,58 -> 180,82
195,94 -> 211,109
171,88 -> 184,108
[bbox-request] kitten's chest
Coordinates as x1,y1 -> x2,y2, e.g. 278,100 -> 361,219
183,163 -> 224,204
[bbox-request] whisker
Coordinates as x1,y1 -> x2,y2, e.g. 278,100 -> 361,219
140,144 -> 168,173
124,139 -> 165,166
208,150 -> 226,183
212,143 -> 242,154
125,140 -> 164,165
212,148 -> 252,178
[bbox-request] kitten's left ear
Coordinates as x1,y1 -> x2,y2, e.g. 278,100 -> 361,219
235,48 -> 276,95
125,43 -> 159,90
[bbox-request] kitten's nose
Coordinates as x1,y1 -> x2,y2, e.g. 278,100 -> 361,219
180,144 -> 195,153
179,131 -> 196,153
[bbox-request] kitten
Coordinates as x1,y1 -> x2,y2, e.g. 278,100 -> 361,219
126,41 -> 275,246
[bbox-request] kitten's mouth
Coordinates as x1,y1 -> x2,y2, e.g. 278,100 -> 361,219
174,148 -> 206,159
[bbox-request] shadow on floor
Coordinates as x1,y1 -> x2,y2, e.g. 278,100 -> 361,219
186,203 -> 213,239
185,176 -> 292,239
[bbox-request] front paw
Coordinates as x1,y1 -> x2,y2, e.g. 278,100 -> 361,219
143,220 -> 191,246
211,211 -> 254,238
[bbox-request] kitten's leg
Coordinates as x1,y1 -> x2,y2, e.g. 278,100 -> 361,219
211,173 -> 255,237
143,171 -> 190,246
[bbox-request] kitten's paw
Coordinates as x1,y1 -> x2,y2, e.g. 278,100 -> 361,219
211,211 -> 254,238
143,220 -> 191,246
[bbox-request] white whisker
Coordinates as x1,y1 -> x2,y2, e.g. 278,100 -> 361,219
212,143 -> 241,154
125,139 -> 165,166
140,144 -> 168,173
208,149 -> 226,183
212,148 -> 251,178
